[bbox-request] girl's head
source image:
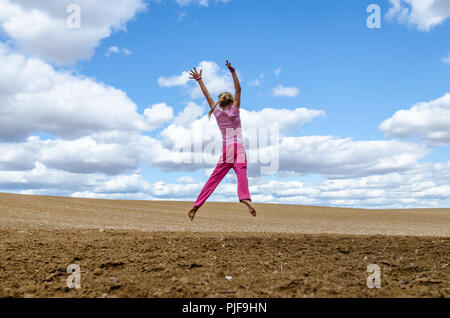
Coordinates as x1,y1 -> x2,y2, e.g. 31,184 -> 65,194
217,92 -> 234,108
208,92 -> 234,119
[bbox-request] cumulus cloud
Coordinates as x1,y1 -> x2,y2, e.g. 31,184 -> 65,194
142,103 -> 427,179
0,0 -> 146,64
248,161 -> 450,208
0,100 -> 443,208
272,85 -> 300,97
93,174 -> 151,194
8,166 -> 450,208
60,160 -> 450,208
176,176 -> 196,183
157,71 -> 191,87
106,46 -> 120,55
171,102 -> 204,127
380,93 -> 450,145
144,103 -> 174,130
3,160 -> 450,208
145,105 -> 326,172
0,162 -> 106,193
386,0 -> 450,31
0,163 -> 163,201
0,142 -> 37,171
157,61 -> 234,99
242,108 -> 325,132
276,136 -> 428,178
0,132 -> 159,175
0,44 -> 166,142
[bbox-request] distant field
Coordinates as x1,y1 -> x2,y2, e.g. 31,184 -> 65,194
0,193 -> 448,298
0,192 -> 449,236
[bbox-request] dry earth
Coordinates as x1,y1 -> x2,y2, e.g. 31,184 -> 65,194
0,193 -> 448,298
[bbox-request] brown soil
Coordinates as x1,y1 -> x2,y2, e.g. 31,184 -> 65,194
0,193 -> 448,298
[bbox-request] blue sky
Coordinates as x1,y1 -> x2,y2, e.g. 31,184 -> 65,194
0,0 -> 450,208
81,0 -> 450,145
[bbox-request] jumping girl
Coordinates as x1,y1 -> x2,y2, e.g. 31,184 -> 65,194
187,60 -> 256,221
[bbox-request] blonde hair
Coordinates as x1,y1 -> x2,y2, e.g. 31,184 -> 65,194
208,92 -> 234,119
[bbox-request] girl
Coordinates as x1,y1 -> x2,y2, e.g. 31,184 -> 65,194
187,60 -> 256,221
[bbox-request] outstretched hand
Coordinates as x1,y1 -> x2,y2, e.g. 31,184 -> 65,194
189,67 -> 202,81
226,60 -> 236,73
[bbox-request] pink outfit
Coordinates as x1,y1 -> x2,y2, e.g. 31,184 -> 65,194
214,104 -> 244,146
193,104 -> 251,208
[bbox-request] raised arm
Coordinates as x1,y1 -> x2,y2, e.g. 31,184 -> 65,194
226,60 -> 241,109
189,67 -> 215,110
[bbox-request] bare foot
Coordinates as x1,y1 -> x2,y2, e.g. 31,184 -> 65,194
188,206 -> 199,221
241,200 -> 256,217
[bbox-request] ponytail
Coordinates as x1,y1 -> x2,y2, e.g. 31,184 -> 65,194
208,101 -> 220,120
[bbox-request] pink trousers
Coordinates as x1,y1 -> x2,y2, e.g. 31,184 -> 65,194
194,143 -> 251,208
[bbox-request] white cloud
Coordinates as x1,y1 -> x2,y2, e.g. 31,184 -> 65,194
171,102 -> 204,127
274,68 -> 282,76
386,0 -> 450,31
248,73 -> 264,87
380,93 -> 450,145
276,136 -> 427,178
157,71 -> 190,87
157,106 -> 220,170
272,85 -> 300,97
177,12 -> 187,21
0,162 -> 107,193
94,174 -> 151,193
0,91 -> 443,208
0,43 -> 172,176
107,46 -> 120,55
36,134 -> 142,175
105,46 -> 132,57
3,159 -> 450,208
0,141 -> 38,171
248,161 -> 450,208
176,176 -> 196,183
0,132 -> 159,175
0,44 -> 164,142
174,0 -> 231,7
189,61 -> 235,99
150,105 -> 325,172
69,160 -> 450,208
3,71 -> 425,203
145,103 -> 426,179
144,103 -> 174,130
442,54 -> 450,65
0,162 -> 155,200
122,48 -> 133,55
242,108 -> 325,132
158,61 -> 234,99
0,0 -> 146,64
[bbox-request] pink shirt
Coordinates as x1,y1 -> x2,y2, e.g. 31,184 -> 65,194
213,104 -> 244,147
